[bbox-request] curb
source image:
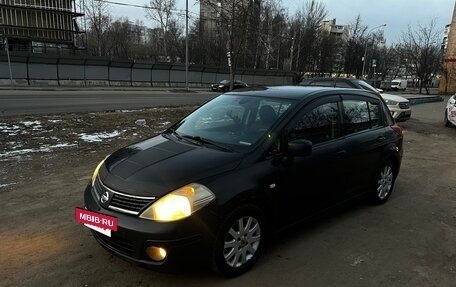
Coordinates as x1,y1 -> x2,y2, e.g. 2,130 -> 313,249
407,96 -> 444,105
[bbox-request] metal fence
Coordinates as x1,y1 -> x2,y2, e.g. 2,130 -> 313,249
0,52 -> 295,87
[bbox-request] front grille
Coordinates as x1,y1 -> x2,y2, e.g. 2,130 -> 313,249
93,176 -> 155,215
110,192 -> 155,214
399,102 -> 409,109
93,230 -> 134,257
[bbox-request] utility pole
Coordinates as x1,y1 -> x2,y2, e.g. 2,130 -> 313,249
362,24 -> 386,79
185,0 -> 189,91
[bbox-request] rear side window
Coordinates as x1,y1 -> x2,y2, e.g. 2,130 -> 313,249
290,102 -> 340,144
368,101 -> 381,128
343,99 -> 383,134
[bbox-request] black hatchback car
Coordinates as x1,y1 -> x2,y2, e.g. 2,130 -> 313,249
83,86 -> 403,277
211,79 -> 248,92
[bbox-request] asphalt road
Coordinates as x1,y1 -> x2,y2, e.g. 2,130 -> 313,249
1,97 -> 456,286
0,89 -> 217,116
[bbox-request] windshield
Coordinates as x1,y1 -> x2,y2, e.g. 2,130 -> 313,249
220,80 -> 230,85
170,94 -> 295,152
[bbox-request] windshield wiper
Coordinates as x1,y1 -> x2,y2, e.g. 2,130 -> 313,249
181,135 -> 232,152
163,128 -> 194,144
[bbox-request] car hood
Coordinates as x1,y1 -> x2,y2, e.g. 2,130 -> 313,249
381,93 -> 409,102
100,135 -> 243,197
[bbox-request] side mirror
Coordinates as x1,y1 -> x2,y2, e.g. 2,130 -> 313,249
287,139 -> 312,157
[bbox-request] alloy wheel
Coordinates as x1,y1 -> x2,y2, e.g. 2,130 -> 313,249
223,216 -> 261,268
377,165 -> 393,200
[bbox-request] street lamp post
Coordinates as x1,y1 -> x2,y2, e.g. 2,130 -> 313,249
185,0 -> 189,91
4,37 -> 13,86
361,24 -> 386,79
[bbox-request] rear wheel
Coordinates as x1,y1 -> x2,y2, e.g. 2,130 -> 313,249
370,160 -> 396,205
212,205 -> 265,277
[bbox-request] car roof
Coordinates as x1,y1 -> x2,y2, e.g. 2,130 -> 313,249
225,85 -> 380,101
300,77 -> 359,83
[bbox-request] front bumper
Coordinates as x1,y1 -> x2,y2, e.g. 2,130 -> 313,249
391,109 -> 411,122
83,184 -> 216,271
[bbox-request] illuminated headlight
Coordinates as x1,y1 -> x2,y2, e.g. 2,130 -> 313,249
218,85 -> 224,88
139,183 -> 215,222
385,99 -> 398,105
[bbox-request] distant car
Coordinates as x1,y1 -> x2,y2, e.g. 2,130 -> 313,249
299,77 -> 411,122
444,94 -> 456,127
211,80 -> 248,92
83,86 -> 403,277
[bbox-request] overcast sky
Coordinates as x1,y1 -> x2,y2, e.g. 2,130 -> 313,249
106,0 -> 455,44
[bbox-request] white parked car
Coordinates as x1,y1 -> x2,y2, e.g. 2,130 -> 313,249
299,77 -> 411,122
444,94 -> 456,127
381,93 -> 411,122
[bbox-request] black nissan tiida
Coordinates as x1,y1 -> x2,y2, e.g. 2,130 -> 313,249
84,86 -> 403,277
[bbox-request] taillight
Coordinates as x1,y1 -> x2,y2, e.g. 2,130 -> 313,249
391,124 -> 403,137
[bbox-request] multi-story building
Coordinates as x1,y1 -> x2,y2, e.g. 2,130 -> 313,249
0,0 -> 83,53
439,2 -> 456,94
321,18 -> 349,42
200,0 -> 220,40
442,23 -> 451,52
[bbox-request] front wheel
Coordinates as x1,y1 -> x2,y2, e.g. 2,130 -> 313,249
370,161 -> 396,205
212,205 -> 265,277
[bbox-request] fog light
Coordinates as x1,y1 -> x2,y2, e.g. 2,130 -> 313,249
146,246 -> 167,261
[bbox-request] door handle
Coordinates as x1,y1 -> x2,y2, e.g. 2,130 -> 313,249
377,136 -> 386,142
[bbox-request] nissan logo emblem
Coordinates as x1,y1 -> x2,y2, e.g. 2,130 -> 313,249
100,191 -> 110,204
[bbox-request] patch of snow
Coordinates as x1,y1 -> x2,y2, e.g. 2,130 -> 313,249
0,182 -> 17,188
0,124 -> 21,132
48,119 -> 62,123
52,143 -> 77,148
22,120 -> 41,127
0,142 -> 77,158
78,130 -> 122,142
350,257 -> 365,267
119,109 -> 140,113
159,121 -> 171,126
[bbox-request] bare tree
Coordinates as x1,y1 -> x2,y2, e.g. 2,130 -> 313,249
344,14 -> 367,77
108,18 -> 140,59
85,0 -> 112,56
259,0 -> 288,69
293,0 -> 327,74
401,19 -> 442,94
199,0 -> 259,90
144,0 -> 177,58
317,31 -> 340,76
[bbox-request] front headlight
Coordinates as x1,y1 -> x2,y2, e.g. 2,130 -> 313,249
385,99 -> 398,106
91,157 -> 108,186
139,183 -> 215,222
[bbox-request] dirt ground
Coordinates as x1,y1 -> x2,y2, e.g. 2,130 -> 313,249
1,101 -> 456,287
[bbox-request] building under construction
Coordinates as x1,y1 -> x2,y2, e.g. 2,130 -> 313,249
0,0 -> 83,53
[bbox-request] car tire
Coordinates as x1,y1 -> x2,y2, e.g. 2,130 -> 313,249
211,205 -> 265,277
444,110 -> 452,127
369,160 -> 396,205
